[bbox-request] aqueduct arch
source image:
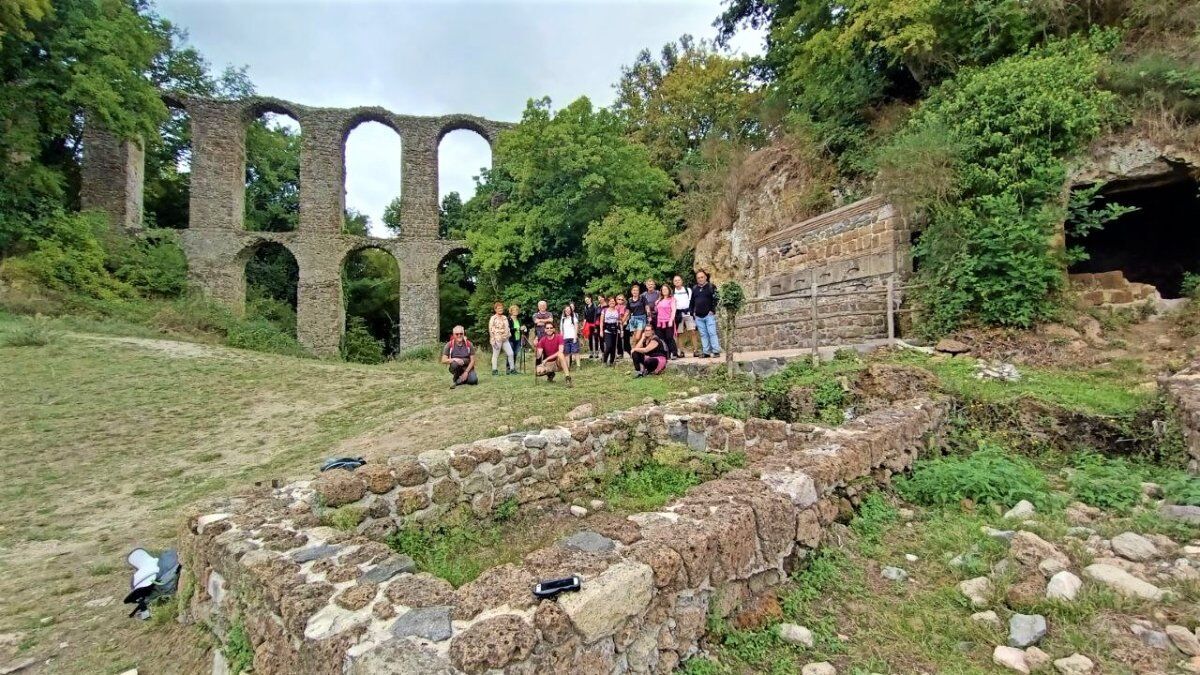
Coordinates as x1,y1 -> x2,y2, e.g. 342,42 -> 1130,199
80,95 -> 509,356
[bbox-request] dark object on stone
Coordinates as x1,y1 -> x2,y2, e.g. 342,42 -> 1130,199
533,575 -> 582,599
321,457 -> 365,472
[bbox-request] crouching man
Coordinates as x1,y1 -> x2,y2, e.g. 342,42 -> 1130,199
535,322 -> 573,387
442,325 -> 478,388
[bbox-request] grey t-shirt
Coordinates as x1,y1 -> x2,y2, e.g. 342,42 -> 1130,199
443,341 -> 475,362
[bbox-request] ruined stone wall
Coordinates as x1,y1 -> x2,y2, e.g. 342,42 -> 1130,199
81,96 -> 509,356
1161,360 -> 1200,474
736,196 -> 911,351
179,393 -> 947,674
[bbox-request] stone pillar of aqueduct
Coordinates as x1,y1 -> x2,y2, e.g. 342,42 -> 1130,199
80,95 -> 509,356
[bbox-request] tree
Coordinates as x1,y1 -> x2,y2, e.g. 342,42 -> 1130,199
460,97 -> 673,323
0,0 -> 50,42
381,196 -> 402,237
614,35 -> 764,178
439,192 -> 466,238
243,116 -> 300,232
0,0 -> 168,254
718,280 -> 745,375
583,208 -> 675,294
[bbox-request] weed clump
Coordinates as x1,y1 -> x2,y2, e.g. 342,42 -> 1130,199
896,444 -> 1050,508
340,316 -> 385,364
1067,454 -> 1143,510
1,320 -> 58,347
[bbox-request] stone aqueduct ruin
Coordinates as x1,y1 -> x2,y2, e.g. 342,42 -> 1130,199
81,95 -> 509,356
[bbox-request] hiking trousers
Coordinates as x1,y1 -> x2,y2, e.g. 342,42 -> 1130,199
491,340 -> 514,371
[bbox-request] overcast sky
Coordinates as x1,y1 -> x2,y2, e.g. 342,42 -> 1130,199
157,0 -> 762,236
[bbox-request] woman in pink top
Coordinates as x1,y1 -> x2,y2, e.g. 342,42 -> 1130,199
653,286 -> 678,359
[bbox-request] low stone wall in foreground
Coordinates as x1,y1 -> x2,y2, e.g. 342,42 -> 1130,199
179,394 -> 948,674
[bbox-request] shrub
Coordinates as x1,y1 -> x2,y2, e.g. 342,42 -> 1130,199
1067,454 -> 1143,510
396,344 -> 437,361
895,444 -> 1050,508
1161,474 -> 1200,507
385,513 -> 501,587
6,211 -> 133,300
2,320 -> 58,347
849,491 -> 898,550
224,617 -> 254,674
226,318 -> 308,357
603,460 -> 700,512
323,506 -> 365,532
340,317 -> 385,364
757,359 -> 856,423
107,230 -> 189,297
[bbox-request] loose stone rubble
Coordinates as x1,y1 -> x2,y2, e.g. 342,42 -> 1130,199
179,393 -> 948,674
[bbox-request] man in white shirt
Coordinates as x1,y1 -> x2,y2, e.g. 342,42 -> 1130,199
672,274 -> 697,358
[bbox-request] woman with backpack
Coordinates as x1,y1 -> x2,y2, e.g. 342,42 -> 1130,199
600,296 -> 622,366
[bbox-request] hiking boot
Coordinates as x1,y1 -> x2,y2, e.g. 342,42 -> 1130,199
565,376 -> 573,388
546,372 -> 555,383
699,353 -> 710,359
492,369 -> 498,376
712,351 -> 721,357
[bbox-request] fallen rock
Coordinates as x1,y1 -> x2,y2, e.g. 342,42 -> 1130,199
1009,613 -> 1047,648
1083,563 -> 1165,601
971,610 -> 1002,629
936,338 -> 971,355
993,645 -> 1030,673
1011,531 -> 1069,569
1053,653 -> 1094,674
560,531 -> 617,554
566,403 -> 595,420
801,663 -> 836,675
1038,558 -> 1067,578
558,561 -> 653,643
984,527 -> 1017,543
1025,646 -> 1051,671
569,505 -> 588,518
1167,624 -> 1200,656
1005,500 -> 1036,520
1111,532 -> 1159,562
976,361 -> 1021,382
959,577 -> 993,608
779,623 -> 815,648
881,566 -> 908,582
1131,625 -> 1171,650
1046,570 -> 1082,601
1160,504 -> 1200,524
1065,502 -> 1102,525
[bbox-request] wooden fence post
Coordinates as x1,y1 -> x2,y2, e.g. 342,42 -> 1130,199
886,274 -> 896,346
810,278 -> 819,364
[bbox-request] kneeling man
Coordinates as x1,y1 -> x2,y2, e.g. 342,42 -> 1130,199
442,325 -> 478,388
535,322 -> 573,387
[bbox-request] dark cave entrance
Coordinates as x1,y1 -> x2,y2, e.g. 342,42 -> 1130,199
1067,170 -> 1200,299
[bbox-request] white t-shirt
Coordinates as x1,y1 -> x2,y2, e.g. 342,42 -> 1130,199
560,316 -> 578,340
673,286 -> 692,312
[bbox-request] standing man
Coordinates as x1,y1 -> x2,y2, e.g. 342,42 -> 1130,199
535,322 -> 573,387
672,274 -> 696,358
692,270 -> 721,358
488,302 -> 514,375
441,325 -> 478,387
532,300 -> 554,339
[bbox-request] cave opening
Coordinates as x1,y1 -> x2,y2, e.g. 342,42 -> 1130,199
1067,170 -> 1200,299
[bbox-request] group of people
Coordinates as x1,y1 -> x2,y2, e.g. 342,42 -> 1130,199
441,270 -> 723,387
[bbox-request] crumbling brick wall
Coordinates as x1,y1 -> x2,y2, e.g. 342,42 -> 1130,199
179,393 -> 947,674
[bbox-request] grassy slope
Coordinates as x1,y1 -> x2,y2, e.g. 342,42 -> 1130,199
0,312 -> 708,674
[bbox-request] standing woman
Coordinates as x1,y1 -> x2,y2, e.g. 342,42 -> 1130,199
672,275 -> 696,358
654,286 -> 678,359
600,296 -> 621,366
507,304 -> 524,371
583,294 -> 601,359
615,294 -> 629,358
488,301 -> 514,375
560,303 -> 579,368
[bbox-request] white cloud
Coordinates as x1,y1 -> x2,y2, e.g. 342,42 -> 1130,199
157,0 -> 764,231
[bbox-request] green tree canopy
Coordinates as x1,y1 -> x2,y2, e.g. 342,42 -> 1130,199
460,96 -> 673,322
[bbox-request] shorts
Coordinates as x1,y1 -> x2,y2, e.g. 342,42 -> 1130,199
564,338 -> 579,354
539,357 -> 562,373
628,315 -> 648,331
679,313 -> 697,331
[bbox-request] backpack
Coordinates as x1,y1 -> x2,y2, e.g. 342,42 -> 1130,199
445,338 -> 473,356
124,548 -> 181,619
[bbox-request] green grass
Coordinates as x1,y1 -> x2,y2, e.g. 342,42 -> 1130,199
385,515 -> 505,587
886,350 -> 1150,417
601,460 -> 701,512
895,443 -> 1054,509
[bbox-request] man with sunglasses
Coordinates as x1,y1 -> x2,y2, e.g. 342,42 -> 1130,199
441,325 -> 478,388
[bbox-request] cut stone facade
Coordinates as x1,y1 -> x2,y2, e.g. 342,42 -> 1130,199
80,95 -> 509,355
179,392 -> 948,674
736,196 -> 913,351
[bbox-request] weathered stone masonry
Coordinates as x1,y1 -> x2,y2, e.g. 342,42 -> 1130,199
736,195 -> 914,351
80,96 -> 509,355
180,393 -> 947,674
